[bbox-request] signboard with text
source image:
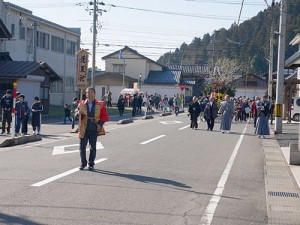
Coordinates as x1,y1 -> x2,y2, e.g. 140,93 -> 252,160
76,49 -> 89,88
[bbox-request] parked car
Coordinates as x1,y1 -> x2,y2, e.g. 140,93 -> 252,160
291,96 -> 300,122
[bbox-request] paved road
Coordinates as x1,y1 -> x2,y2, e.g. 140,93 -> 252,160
0,114 -> 267,225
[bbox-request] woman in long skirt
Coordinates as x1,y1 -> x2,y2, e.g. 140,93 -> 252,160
255,95 -> 270,138
220,95 -> 234,133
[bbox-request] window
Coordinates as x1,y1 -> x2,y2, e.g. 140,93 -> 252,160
50,80 -> 63,93
11,24 -> 15,37
51,35 -> 64,53
19,26 -> 25,40
36,31 -> 50,49
66,40 -> 76,55
65,76 -> 75,92
40,87 -> 49,100
113,64 -> 125,74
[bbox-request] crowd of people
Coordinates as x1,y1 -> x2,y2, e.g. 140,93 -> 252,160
1,90 -> 43,136
187,94 -> 275,138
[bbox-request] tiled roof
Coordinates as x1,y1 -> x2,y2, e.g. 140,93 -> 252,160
146,69 -> 181,84
0,61 -> 60,80
167,64 -> 209,75
0,19 -> 12,39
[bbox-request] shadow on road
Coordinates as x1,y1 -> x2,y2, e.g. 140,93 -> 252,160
92,169 -> 192,189
0,213 -> 43,225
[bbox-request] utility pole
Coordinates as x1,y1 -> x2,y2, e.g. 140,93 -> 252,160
91,0 -> 97,88
32,21 -> 39,61
77,1 -> 106,88
275,0 -> 287,134
268,26 -> 274,99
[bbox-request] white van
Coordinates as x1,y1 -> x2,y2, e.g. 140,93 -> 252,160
291,97 -> 300,122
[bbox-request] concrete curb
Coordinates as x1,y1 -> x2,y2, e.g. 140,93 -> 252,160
0,135 -> 42,147
117,119 -> 134,125
160,112 -> 172,117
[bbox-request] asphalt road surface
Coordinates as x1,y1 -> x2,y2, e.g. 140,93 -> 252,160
0,114 -> 267,225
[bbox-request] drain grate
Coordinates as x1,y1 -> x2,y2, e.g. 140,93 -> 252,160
268,191 -> 300,198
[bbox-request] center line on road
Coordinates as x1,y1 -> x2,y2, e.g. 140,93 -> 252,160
199,124 -> 248,225
140,135 -> 166,145
31,158 -> 108,187
178,125 -> 190,130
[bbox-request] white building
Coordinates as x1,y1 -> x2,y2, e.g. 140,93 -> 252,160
0,1 -> 81,105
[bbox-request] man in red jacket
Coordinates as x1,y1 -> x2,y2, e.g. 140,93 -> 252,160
77,87 -> 109,171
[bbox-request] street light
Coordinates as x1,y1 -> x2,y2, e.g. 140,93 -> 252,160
139,73 -> 142,91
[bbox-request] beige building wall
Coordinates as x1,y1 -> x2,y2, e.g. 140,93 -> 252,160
104,49 -> 163,81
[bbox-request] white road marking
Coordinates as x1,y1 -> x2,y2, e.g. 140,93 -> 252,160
140,135 -> 166,145
31,158 -> 108,187
159,121 -> 183,125
199,124 -> 247,225
52,142 -> 104,155
178,125 -> 190,130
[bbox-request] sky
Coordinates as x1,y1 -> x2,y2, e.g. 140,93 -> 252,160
6,0 -> 271,70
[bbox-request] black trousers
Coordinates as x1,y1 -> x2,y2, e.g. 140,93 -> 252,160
2,111 -> 12,133
80,130 -> 98,167
206,118 -> 215,130
190,116 -> 198,129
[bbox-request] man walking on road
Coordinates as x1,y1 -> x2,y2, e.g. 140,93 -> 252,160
204,97 -> 218,131
78,87 -> 109,171
1,90 -> 13,134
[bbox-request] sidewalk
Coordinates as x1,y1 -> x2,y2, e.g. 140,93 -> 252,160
264,121 -> 300,225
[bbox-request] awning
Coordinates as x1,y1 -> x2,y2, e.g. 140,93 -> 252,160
285,50 -> 300,68
0,61 -> 61,81
0,19 -> 12,40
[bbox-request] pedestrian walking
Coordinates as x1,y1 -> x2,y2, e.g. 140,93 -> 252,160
269,99 -> 275,125
117,95 -> 125,116
15,94 -> 29,136
77,87 -> 109,171
31,96 -> 43,135
204,96 -> 218,131
255,95 -> 270,138
188,96 -> 200,129
132,94 -> 138,116
64,104 -> 72,124
252,97 -> 259,127
1,90 -> 13,134
220,95 -> 234,134
137,94 -> 143,115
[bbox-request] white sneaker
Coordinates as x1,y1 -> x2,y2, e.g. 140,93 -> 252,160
33,131 -> 36,135
21,133 -> 25,136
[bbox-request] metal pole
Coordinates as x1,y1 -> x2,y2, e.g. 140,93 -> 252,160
33,21 -> 38,61
275,0 -> 287,134
11,82 -> 17,138
91,0 -> 97,88
268,26 -> 274,98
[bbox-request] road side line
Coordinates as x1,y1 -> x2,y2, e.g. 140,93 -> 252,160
178,125 -> 190,130
199,124 -> 248,225
31,158 -> 108,187
140,135 -> 166,145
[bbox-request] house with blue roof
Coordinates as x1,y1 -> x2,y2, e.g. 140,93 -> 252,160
100,46 -> 196,103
